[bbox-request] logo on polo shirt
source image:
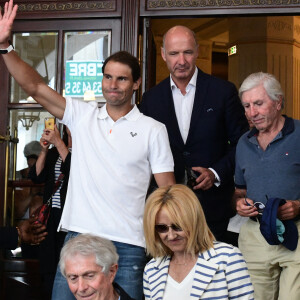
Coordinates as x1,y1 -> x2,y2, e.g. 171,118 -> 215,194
130,132 -> 137,137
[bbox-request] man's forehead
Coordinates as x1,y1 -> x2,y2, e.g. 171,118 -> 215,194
65,254 -> 101,274
165,28 -> 197,48
105,60 -> 130,71
242,85 -> 268,101
104,61 -> 133,78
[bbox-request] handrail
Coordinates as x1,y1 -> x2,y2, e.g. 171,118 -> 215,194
3,128 -> 10,226
10,127 -> 18,226
1,127 -> 19,226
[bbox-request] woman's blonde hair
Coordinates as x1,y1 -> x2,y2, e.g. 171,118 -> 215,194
143,184 -> 215,258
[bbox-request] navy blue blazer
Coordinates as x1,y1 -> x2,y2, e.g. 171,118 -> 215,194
140,69 -> 248,223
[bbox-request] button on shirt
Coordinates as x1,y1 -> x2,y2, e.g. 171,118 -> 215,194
170,68 -> 220,185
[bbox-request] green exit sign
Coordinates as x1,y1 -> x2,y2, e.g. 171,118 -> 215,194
228,46 -> 237,56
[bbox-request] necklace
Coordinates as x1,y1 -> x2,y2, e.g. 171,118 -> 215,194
172,260 -> 187,266
171,253 -> 197,266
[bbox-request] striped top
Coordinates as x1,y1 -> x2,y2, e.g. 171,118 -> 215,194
143,242 -> 254,300
52,156 -> 63,209
51,148 -> 71,209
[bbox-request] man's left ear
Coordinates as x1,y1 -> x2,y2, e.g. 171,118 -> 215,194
277,96 -> 283,110
133,77 -> 142,91
109,264 -> 118,282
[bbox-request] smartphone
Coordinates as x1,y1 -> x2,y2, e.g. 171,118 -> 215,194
45,117 -> 55,130
43,117 -> 55,145
186,167 -> 199,189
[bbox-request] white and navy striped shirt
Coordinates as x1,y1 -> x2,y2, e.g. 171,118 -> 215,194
143,242 -> 254,300
51,148 -> 71,209
52,156 -> 63,209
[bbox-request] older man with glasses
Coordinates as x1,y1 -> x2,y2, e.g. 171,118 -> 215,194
234,72 -> 300,300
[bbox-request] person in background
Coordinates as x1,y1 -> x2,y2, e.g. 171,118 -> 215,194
234,72 -> 300,300
140,25 -> 248,243
59,234 -> 134,300
18,140 -> 42,179
14,141 -> 43,220
143,184 -> 254,300
29,124 -> 72,299
13,141 -> 44,259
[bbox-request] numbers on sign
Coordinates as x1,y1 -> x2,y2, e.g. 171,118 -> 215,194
65,82 -> 71,94
71,82 -> 82,94
83,82 -> 92,93
65,80 -> 102,96
92,82 -> 102,93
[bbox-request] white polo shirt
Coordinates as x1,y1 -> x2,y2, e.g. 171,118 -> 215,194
58,98 -> 174,247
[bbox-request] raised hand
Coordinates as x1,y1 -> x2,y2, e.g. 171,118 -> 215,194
0,0 -> 18,47
42,124 -> 63,147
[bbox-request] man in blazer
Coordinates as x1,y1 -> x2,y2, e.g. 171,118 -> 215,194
140,25 -> 248,242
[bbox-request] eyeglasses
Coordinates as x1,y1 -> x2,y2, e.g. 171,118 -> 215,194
245,197 -> 265,215
155,224 -> 183,233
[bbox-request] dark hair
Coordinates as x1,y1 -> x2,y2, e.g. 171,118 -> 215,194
26,154 -> 38,160
62,125 -> 69,146
102,51 -> 140,82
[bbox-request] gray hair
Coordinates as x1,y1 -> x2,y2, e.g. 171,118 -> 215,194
59,234 -> 119,277
162,25 -> 197,51
239,72 -> 285,108
23,141 -> 41,158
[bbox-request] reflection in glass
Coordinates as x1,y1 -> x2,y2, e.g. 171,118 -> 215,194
10,32 -> 58,103
9,109 -> 54,177
6,110 -> 54,249
64,31 -> 111,102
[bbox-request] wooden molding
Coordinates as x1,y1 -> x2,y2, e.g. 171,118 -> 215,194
0,0 -> 122,17
17,1 -> 116,12
141,0 -> 300,15
146,0 -> 300,9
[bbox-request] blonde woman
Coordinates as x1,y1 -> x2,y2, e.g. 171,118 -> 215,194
143,184 -> 254,300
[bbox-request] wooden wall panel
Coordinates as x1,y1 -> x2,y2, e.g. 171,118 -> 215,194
121,0 -> 140,55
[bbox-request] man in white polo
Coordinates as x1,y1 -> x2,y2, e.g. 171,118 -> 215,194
0,2 -> 175,299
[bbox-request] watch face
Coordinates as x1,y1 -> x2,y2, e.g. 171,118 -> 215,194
0,49 -> 8,54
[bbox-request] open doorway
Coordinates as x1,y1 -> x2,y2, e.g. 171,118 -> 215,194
142,16 -> 300,119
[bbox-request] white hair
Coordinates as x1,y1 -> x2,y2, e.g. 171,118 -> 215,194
239,72 -> 284,108
59,234 -> 119,277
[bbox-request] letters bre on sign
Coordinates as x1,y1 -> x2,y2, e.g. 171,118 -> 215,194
65,61 -> 104,98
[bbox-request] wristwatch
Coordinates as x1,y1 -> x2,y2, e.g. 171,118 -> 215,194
0,41 -> 14,54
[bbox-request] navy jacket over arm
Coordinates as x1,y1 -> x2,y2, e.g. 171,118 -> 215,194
140,69 -> 248,223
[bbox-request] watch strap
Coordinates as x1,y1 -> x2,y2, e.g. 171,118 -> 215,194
0,43 -> 14,54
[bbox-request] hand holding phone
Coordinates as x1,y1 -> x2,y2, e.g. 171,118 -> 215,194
43,117 -> 55,145
186,167 -> 199,189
